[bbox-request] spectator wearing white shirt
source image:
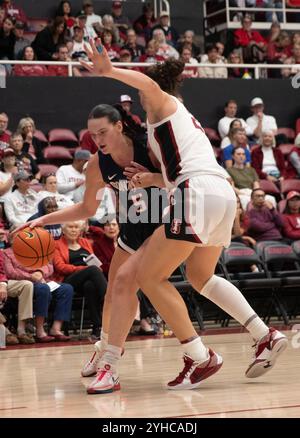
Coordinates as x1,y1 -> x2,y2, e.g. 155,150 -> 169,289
82,0 -> 102,37
152,28 -> 179,60
198,44 -> 228,79
38,173 -> 74,210
246,97 -> 278,140
71,25 -> 89,61
56,149 -> 90,200
4,171 -> 39,226
0,147 -> 17,200
218,99 -> 253,139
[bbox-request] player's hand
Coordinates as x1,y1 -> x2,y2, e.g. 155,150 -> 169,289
124,161 -> 149,180
10,218 -> 45,236
131,172 -> 154,188
80,38 -> 113,77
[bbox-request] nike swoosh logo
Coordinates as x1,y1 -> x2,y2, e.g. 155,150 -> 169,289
108,174 -> 117,181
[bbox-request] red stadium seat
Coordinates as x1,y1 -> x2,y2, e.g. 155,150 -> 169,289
34,130 -> 48,144
286,0 -> 300,6
27,18 -> 48,33
44,146 -> 73,166
259,179 -> 280,195
277,199 -> 287,213
79,129 -> 88,143
30,183 -> 43,193
280,179 -> 300,195
23,32 -> 37,43
296,118 -> 300,135
278,143 -> 294,157
277,128 -> 295,142
204,128 -> 221,146
38,164 -> 58,176
48,129 -> 78,148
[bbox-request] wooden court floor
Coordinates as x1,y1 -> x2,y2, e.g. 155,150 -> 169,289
0,331 -> 299,418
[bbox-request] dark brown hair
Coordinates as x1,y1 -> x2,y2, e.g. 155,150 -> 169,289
145,58 -> 185,96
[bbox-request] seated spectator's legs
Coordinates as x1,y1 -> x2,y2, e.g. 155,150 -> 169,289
265,0 -> 283,23
50,284 -> 74,335
34,283 -> 51,338
7,280 -> 33,336
65,266 -> 106,338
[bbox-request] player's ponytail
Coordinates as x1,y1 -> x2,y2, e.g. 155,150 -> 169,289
113,104 -> 146,142
145,58 -> 184,96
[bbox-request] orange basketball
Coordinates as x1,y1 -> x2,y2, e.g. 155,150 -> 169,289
12,227 -> 55,269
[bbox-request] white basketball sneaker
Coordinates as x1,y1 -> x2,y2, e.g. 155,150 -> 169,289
245,327 -> 288,378
81,341 -> 102,377
87,363 -> 121,394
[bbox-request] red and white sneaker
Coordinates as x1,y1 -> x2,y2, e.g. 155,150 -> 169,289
167,348 -> 223,390
87,364 -> 121,394
245,327 -> 288,378
81,341 -> 102,377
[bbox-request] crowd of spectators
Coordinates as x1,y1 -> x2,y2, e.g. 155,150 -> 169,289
0,1 -> 299,79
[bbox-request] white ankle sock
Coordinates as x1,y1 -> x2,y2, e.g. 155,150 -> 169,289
99,329 -> 108,351
201,275 -> 269,341
101,344 -> 122,371
182,337 -> 208,362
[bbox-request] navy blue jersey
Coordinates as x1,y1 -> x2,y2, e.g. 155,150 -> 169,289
97,137 -> 162,244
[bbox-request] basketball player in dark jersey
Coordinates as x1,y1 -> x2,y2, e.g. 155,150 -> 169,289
16,103 -> 166,391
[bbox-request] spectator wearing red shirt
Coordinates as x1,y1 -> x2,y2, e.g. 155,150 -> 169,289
55,1 -> 76,29
234,15 -> 266,62
0,112 -> 10,151
13,46 -> 48,77
133,2 -> 156,43
48,43 -> 69,76
1,0 -> 27,25
251,131 -> 288,181
86,218 -> 119,279
102,28 -> 120,61
282,191 -> 300,240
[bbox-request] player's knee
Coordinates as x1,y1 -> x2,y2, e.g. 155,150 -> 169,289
186,268 -> 213,293
114,267 -> 133,296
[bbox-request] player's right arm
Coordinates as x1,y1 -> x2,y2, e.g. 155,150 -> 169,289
12,155 -> 106,232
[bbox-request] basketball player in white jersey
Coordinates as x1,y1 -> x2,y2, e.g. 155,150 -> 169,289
77,39 -> 288,393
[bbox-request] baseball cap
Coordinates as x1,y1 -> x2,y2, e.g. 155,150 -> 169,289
112,1 -> 122,8
286,191 -> 300,201
3,148 -> 15,156
74,149 -> 91,160
160,11 -> 169,18
15,21 -> 25,29
119,49 -> 131,57
120,94 -> 133,103
251,97 -> 264,107
14,171 -> 32,182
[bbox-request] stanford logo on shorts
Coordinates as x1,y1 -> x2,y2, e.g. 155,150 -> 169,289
171,219 -> 182,235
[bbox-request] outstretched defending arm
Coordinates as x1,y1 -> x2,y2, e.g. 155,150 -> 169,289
81,39 -> 173,115
12,154 -> 106,232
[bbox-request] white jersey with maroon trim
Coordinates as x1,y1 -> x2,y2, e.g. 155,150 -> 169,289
147,96 -> 227,187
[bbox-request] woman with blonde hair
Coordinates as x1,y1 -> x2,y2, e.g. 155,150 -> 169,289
17,116 -> 46,164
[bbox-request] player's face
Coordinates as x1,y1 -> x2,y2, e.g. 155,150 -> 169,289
88,117 -> 123,154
